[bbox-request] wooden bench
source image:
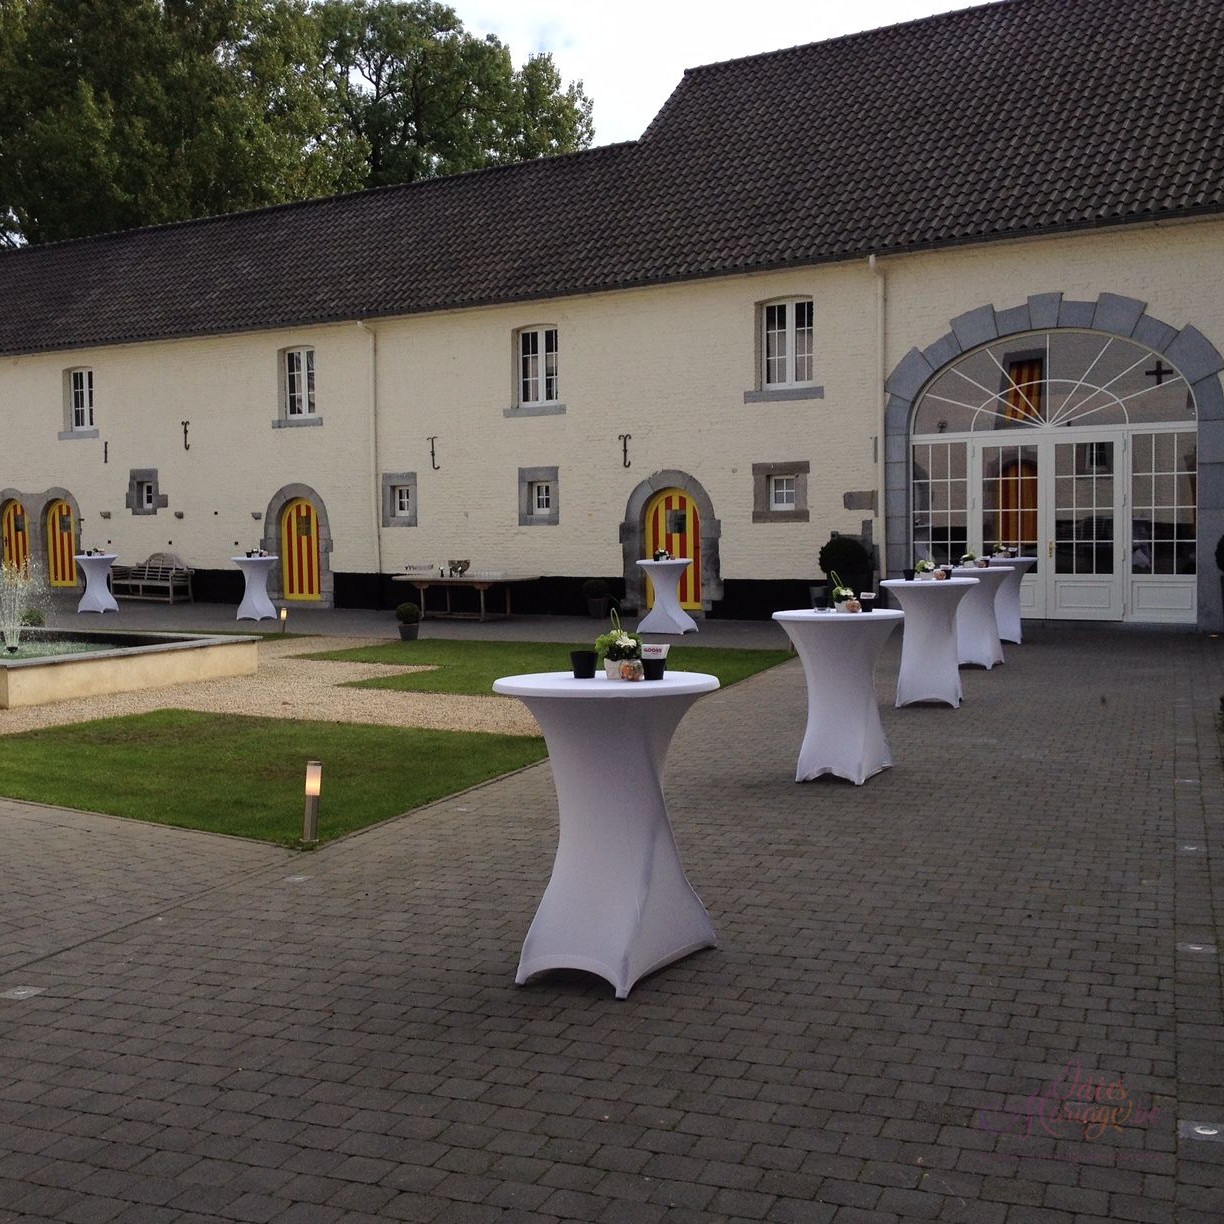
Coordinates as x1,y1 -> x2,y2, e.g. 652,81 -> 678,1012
110,552 -> 194,603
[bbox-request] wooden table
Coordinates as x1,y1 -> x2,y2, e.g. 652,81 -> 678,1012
394,574 -> 539,622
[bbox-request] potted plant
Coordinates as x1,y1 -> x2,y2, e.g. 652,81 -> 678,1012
828,572 -> 861,612
394,601 -> 422,640
914,558 -> 936,580
582,578 -> 611,619
594,608 -> 643,679
818,534 -> 873,599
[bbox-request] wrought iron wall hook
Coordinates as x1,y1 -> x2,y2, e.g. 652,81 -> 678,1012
618,433 -> 632,468
427,435 -> 440,470
181,420 -> 190,450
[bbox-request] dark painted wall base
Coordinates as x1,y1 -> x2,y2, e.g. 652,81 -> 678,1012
191,570 -> 842,622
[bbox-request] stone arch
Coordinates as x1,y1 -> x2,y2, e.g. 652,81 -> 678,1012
882,292 -> 1224,630
263,484 -> 334,606
619,470 -> 722,613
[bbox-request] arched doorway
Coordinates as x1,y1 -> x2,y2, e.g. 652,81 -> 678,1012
280,497 -> 321,601
2,499 -> 30,570
620,472 -> 722,616
643,487 -> 702,610
886,294 -> 1223,627
44,498 -> 78,587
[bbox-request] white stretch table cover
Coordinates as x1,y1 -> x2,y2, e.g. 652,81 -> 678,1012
231,555 -> 279,621
75,554 -> 119,614
491,669 -> 719,999
636,559 -> 698,634
772,609 -> 903,784
880,578 -> 977,707
951,566 -> 1009,668
988,556 -> 1038,643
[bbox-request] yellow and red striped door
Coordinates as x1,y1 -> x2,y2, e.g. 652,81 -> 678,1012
280,498 -> 321,600
644,488 -> 701,609
45,499 -> 77,586
2,500 -> 30,570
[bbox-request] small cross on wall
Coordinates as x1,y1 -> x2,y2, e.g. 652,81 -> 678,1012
1145,359 -> 1175,385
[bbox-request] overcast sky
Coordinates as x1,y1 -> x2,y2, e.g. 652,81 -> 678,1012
456,0 -> 995,146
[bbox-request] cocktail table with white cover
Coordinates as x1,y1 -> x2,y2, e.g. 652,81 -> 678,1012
636,558 -> 698,634
880,578 -> 977,707
491,669 -> 719,999
231,555 -> 279,621
988,555 -> 1038,643
771,609 -> 904,784
951,565 -> 1010,669
75,554 -> 119,614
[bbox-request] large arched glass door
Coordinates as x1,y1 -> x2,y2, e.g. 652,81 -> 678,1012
912,331 -> 1197,623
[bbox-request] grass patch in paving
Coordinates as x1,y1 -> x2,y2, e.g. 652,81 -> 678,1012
303,638 -> 792,694
0,709 -> 545,847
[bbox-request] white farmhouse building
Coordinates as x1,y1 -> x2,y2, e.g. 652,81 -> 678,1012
2,0 -> 1222,627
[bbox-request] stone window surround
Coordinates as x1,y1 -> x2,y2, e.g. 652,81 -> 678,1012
518,465 -> 559,526
381,472 -> 418,527
273,346 -> 322,428
507,326 -> 566,417
882,291 -> 1224,630
752,461 -> 811,523
125,468 -> 168,516
58,366 -> 100,440
745,297 -> 825,404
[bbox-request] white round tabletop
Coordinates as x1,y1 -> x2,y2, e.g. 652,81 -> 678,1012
493,670 -> 718,699
880,577 -> 978,587
772,609 -> 904,624
230,555 -> 278,563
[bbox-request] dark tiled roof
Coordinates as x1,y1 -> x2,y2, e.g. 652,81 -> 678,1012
2,0 -> 1222,356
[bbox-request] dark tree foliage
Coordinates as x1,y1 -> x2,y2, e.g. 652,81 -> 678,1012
0,0 -> 594,245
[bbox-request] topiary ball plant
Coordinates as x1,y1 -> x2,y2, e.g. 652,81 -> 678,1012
818,535 -> 872,580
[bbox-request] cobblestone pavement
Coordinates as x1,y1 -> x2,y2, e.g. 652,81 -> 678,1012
1,610 -> 1222,1222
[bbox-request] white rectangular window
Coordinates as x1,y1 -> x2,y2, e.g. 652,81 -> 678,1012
137,481 -> 154,510
71,369 -> 95,429
393,485 -> 412,517
530,481 -> 552,513
763,300 -> 814,386
769,474 -> 797,510
519,327 -> 559,404
284,348 -> 316,417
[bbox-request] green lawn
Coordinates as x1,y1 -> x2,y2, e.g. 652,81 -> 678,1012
302,638 -> 792,694
0,709 -> 545,847
0,640 -> 789,847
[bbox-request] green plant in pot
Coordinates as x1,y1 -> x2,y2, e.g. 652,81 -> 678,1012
394,601 -> 422,641
818,534 -> 873,597
582,577 -> 611,619
593,608 -> 643,679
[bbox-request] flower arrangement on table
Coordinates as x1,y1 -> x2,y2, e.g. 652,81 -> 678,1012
594,609 -> 644,679
828,571 -> 861,613
914,558 -> 936,580
653,548 -> 672,561
961,550 -> 988,568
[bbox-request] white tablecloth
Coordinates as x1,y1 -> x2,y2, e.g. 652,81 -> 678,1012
232,555 -> 279,621
491,669 -> 719,999
772,609 -> 903,784
75,554 -> 118,614
880,578 -> 977,707
951,566 -> 1009,668
988,556 -> 1038,643
636,559 -> 698,634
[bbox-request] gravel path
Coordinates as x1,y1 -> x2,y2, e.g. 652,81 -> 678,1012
0,636 -> 540,738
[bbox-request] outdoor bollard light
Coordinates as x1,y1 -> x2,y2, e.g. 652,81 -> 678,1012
279,606 -> 288,634
303,760 -> 322,843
